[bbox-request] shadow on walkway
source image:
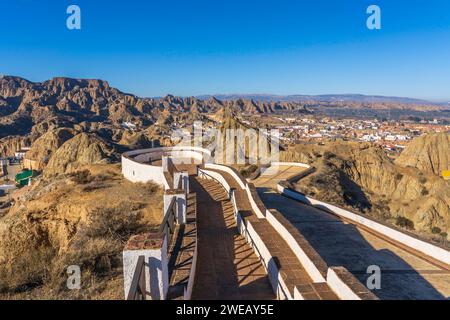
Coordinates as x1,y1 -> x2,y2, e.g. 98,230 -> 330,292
190,177 -> 274,300
257,187 -> 450,300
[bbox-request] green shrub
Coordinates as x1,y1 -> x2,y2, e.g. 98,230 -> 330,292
431,227 -> 442,234
69,170 -> 92,184
239,165 -> 258,178
323,151 -> 336,160
395,216 -> 414,230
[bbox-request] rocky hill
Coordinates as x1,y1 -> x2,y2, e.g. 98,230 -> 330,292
395,132 -> 450,175
24,128 -> 76,169
0,76 -> 310,139
44,133 -> 117,177
200,94 -> 449,111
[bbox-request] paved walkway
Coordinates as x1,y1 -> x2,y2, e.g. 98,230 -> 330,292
190,176 -> 275,300
253,166 -> 450,300
205,168 -> 338,300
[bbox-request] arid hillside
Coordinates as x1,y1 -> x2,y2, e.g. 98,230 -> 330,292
395,132 -> 450,176
0,75 -> 310,140
0,164 -> 163,299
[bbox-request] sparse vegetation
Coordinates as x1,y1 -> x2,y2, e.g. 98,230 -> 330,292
395,216 -> 415,230
69,170 -> 93,184
0,165 -> 163,299
239,164 -> 258,178
431,227 -> 442,234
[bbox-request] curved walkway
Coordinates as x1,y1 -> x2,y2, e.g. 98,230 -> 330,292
253,166 -> 450,300
190,176 -> 275,300
205,167 -> 338,300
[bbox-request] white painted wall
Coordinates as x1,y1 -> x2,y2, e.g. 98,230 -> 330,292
204,163 -> 247,189
277,183 -> 450,266
237,215 -> 292,300
122,236 -> 169,300
121,155 -> 169,188
245,186 -> 266,219
326,267 -> 361,300
270,161 -> 311,168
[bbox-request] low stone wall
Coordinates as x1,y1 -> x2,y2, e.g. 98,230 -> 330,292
122,146 -> 211,187
236,213 -> 292,300
270,161 -> 311,168
286,166 -> 316,183
277,183 -> 450,266
122,155 -> 168,187
326,267 -> 378,300
246,183 -> 267,218
204,163 -> 247,189
198,168 -> 232,193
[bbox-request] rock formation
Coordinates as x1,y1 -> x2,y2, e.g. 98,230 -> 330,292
43,133 -> 116,177
285,137 -> 450,241
395,132 -> 450,176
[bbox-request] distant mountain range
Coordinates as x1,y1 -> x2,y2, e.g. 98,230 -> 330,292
197,93 -> 449,106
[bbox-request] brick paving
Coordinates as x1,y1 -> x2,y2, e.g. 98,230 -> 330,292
190,176 -> 275,300
203,168 -> 338,300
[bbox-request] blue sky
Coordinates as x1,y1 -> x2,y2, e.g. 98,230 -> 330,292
1,0 -> 450,100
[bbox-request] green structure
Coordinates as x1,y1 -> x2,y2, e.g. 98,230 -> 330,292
15,170 -> 33,186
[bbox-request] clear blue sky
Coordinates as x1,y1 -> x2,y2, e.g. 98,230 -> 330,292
1,0 -> 450,100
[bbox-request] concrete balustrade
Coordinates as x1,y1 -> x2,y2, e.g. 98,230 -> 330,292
174,171 -> 189,192
123,233 -> 169,300
326,267 -> 378,300
204,163 -> 247,189
164,190 -> 187,225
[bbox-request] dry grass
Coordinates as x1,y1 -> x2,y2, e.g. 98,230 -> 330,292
0,164 -> 163,300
